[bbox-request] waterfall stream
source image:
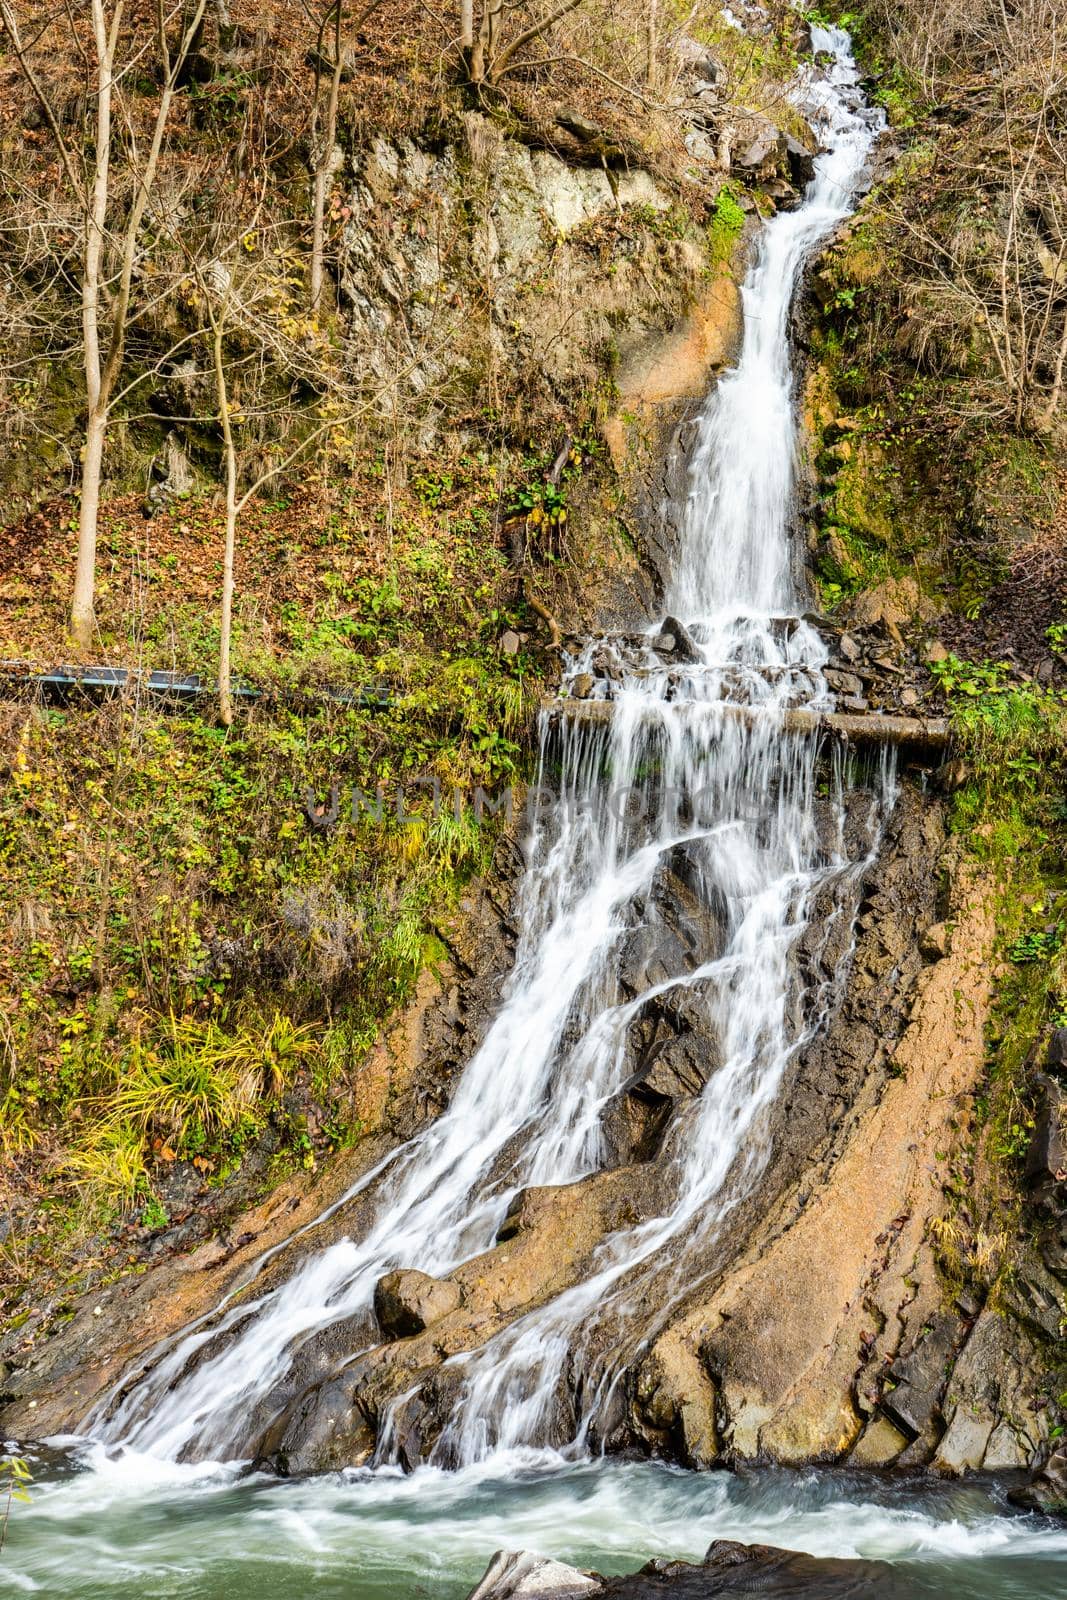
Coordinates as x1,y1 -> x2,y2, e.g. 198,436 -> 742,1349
87,24 -> 889,1469
5,26 -> 1067,1600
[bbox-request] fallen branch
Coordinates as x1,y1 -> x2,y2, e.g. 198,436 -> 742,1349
547,696 -> 952,754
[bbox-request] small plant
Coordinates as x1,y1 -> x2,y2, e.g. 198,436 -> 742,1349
0,1455 -> 31,1551
929,653 -> 1006,697
1008,926 -> 1063,964
140,1195 -> 170,1231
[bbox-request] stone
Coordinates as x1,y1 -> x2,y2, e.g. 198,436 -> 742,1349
933,758 -> 969,794
373,1268 -> 461,1339
732,117 -> 786,182
824,669 -> 864,696
569,673 -> 595,699
1009,1444 -> 1067,1516
841,695 -> 869,713
555,108 -> 607,145
838,633 -> 861,662
500,630 -> 521,656
880,1312 -> 960,1440
983,1420 -> 1032,1471
659,615 -> 703,663
899,687 -> 920,708
849,1415 -> 910,1467
784,133 -> 816,186
850,577 -> 934,632
925,640 -> 950,664
467,1552 -> 600,1599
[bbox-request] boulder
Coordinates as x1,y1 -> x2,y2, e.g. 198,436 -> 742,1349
467,1551 -> 600,1598
785,133 -> 817,186
824,668 -> 864,697
733,119 -> 786,182
373,1268 -> 461,1339
654,615 -> 703,664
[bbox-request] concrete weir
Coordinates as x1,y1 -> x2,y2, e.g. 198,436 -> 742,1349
546,697 -> 952,759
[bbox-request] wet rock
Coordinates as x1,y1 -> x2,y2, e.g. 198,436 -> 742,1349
840,695 -> 869,713
256,1369 -> 376,1476
933,758 -> 968,794
633,1334 -> 718,1467
1009,1444 -> 1067,1516
899,687 -> 919,709
467,1551 -> 599,1598
838,633 -> 861,662
601,1541 -> 910,1597
374,1268 -> 462,1338
656,615 -> 703,663
466,1537 -> 916,1596
569,673 -> 596,699
500,630 -> 521,655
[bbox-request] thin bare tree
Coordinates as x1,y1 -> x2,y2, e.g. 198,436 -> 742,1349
0,0 -> 209,645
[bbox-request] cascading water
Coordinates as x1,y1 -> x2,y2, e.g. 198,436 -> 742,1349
87,24 -> 888,1470
7,27 -> 1067,1600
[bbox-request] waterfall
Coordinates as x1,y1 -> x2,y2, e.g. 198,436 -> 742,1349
88,26 -> 887,1469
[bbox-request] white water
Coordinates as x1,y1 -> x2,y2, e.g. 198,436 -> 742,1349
86,26 -> 888,1469
4,1449 -> 1067,1597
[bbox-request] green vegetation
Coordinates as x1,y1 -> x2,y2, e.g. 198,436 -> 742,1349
707,185 -> 746,264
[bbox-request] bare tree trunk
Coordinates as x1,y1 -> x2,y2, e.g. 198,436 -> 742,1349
646,0 -> 658,90
212,319 -> 238,727
72,408 -> 107,645
72,0 -> 118,647
460,0 -> 474,54
310,0 -> 344,312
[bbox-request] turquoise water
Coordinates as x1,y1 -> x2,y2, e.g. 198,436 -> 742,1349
3,1448 -> 1066,1597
